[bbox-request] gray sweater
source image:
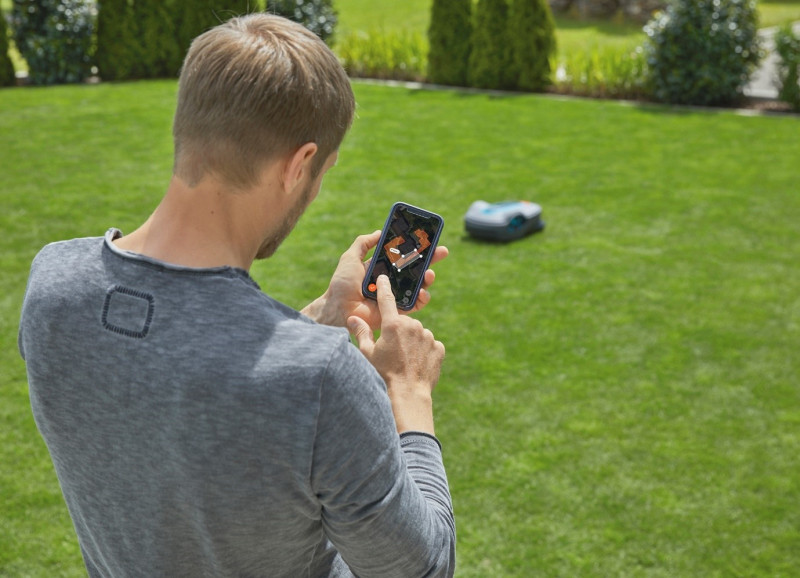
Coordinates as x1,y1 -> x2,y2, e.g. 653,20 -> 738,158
18,229 -> 455,577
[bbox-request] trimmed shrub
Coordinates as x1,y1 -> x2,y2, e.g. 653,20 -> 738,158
175,0 -> 214,60
337,29 -> 428,82
266,0 -> 338,45
133,0 -> 181,78
428,0 -> 472,86
774,24 -> 800,112
469,0 -> 514,90
0,6 -> 16,87
644,0 -> 761,107
10,0 -> 95,85
96,0 -> 138,81
175,1 -> 252,63
509,0 -> 557,92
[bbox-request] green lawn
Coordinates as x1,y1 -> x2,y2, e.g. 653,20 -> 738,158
336,0 -> 432,36
2,79 -> 799,576
760,0 -> 800,26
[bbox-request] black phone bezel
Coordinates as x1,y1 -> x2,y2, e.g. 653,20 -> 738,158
361,202 -> 444,311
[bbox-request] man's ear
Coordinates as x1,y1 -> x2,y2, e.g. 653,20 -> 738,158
281,142 -> 318,195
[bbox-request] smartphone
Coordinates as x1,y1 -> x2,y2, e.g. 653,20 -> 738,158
362,202 -> 444,311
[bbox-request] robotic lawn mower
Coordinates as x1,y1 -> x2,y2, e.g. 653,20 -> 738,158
464,200 -> 545,242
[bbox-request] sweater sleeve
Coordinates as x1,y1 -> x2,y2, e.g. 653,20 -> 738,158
310,337 -> 456,578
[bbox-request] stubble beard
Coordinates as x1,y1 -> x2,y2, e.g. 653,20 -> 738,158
254,180 -> 315,260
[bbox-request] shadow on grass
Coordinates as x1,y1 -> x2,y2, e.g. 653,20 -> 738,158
401,83 -> 538,102
394,80 -> 798,118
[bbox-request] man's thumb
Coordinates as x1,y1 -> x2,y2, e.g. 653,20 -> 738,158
347,316 -> 374,354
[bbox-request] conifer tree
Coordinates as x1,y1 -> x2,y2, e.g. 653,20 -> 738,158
96,0 -> 137,81
428,0 -> 472,86
509,0 -> 556,92
175,0 -> 213,61
0,6 -> 16,87
175,1 -> 252,64
469,0 -> 513,89
133,0 -> 181,78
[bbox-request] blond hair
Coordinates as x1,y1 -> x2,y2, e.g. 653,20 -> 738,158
173,14 -> 355,188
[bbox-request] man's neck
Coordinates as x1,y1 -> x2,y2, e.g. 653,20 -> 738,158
113,175 -> 270,271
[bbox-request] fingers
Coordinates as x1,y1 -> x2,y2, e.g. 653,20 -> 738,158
347,315 -> 374,354
346,230 -> 381,262
404,269 -> 436,314
429,245 -> 449,267
412,288 -> 431,311
415,246 -> 446,302
375,275 -> 400,321
421,268 -> 436,289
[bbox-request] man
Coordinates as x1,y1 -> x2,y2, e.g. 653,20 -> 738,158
18,13 -> 455,577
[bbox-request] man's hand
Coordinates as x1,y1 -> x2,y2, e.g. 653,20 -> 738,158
347,275 -> 445,435
302,230 -> 448,330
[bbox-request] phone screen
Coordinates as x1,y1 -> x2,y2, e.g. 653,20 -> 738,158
362,203 -> 444,310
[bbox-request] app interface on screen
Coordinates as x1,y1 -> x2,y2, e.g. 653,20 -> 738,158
366,206 -> 441,308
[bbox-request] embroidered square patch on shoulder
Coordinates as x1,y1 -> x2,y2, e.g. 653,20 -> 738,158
102,285 -> 155,339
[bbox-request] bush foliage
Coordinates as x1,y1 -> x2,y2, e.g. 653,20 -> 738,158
644,0 -> 762,106
10,0 -> 94,85
774,24 -> 800,111
428,0 -> 472,86
338,29 -> 428,82
0,6 -> 15,87
266,0 -> 338,45
556,44 -> 649,100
